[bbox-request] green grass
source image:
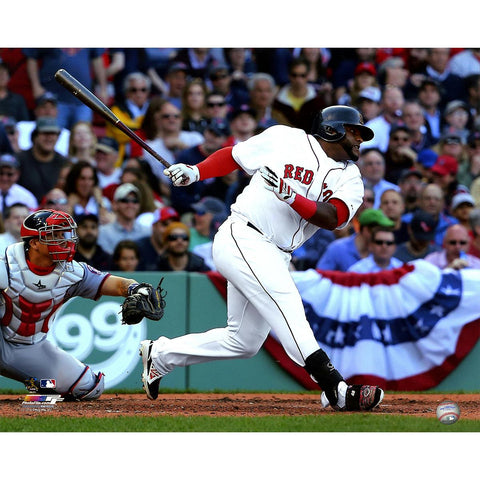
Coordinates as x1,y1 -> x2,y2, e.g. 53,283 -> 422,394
0,414 -> 478,432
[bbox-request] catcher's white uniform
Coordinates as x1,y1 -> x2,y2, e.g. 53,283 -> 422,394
151,125 -> 364,373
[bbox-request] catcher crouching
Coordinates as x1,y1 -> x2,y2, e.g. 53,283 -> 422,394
0,209 -> 166,401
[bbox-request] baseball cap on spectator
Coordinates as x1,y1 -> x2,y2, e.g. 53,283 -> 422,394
191,196 -> 226,216
444,100 -> 469,117
358,208 -> 395,227
431,155 -> 458,176
113,183 -> 140,201
358,86 -> 381,103
95,137 -> 119,154
228,104 -> 256,122
205,118 -> 230,137
355,62 -> 377,76
36,91 -> 58,106
451,192 -> 475,211
0,153 -> 19,169
167,62 -> 188,75
417,149 -> 438,169
74,212 -> 99,225
440,132 -> 463,145
151,206 -> 179,224
209,63 -> 230,80
33,117 -> 61,135
419,77 -> 442,92
399,168 -> 422,182
389,124 -> 412,137
409,210 -> 437,241
162,221 -> 190,244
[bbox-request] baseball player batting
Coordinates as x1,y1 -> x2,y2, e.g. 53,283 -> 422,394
0,209 -> 165,400
140,105 -> 384,411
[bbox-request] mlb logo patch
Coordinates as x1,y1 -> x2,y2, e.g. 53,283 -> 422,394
40,379 -> 56,389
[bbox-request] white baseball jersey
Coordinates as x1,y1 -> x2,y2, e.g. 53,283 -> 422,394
231,125 -> 364,251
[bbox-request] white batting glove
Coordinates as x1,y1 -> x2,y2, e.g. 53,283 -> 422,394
259,166 -> 296,205
163,163 -> 199,186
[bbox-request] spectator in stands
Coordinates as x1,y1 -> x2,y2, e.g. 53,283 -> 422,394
417,78 -> 443,139
397,169 -> 424,214
67,121 -> 97,165
430,154 -> 460,208
316,208 -> 395,272
63,160 -> 112,224
448,49 -> 480,78
188,196 -> 228,250
106,71 -> 151,162
457,130 -> 480,188
358,148 -> 400,209
441,100 -> 471,144
23,48 -> 108,130
468,208 -> 480,258
112,239 -> 141,272
354,86 -> 382,123
94,137 -> 122,189
247,73 -> 288,129
425,224 -> 480,269
379,189 -> 409,244
0,153 -> 38,213
450,191 -> 476,232
383,125 -> 417,184
136,206 -> 180,271
291,229 -> 336,271
337,61 -> 379,106
207,62 -> 250,112
0,61 -> 29,122
38,187 -> 71,214
464,74 -> 480,121
181,78 -> 209,134
224,48 -> 257,87
172,48 -> 218,81
225,105 -> 258,145
141,98 -> 204,197
73,212 -> 112,271
361,84 -> 405,152
16,92 -> 70,156
273,56 -> 327,132
17,117 -> 69,203
377,56 -> 409,89
97,182 -> 150,255
404,183 -> 458,247
401,100 -> 438,152
160,62 -> 189,110
204,90 -> 230,122
0,202 -> 29,253
156,221 -> 210,272
348,225 -> 402,273
1,117 -> 20,153
394,209 -> 440,262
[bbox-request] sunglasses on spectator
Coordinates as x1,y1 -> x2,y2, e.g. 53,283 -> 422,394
0,171 -> 15,177
448,240 -> 468,245
207,102 -> 226,108
161,114 -> 181,119
118,197 -> 139,204
46,198 -> 68,206
364,197 -> 374,202
129,87 -> 148,93
373,239 -> 395,246
194,209 -> 208,216
167,233 -> 189,241
212,74 -> 228,80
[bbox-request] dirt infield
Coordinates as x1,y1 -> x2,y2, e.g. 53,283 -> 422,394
0,393 -> 479,418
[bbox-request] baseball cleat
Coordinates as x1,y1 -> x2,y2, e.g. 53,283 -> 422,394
139,340 -> 162,400
321,382 -> 384,411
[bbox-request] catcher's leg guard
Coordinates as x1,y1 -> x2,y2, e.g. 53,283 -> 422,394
304,349 -> 344,407
66,367 -> 105,400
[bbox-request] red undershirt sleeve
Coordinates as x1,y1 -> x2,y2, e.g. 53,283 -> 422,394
328,198 -> 349,227
196,146 -> 239,180
291,195 -> 349,227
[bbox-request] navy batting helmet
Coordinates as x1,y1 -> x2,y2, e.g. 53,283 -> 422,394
311,105 -> 374,143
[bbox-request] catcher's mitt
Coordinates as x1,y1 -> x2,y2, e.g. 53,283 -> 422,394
120,278 -> 167,325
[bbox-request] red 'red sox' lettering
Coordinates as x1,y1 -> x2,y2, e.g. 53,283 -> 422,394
283,164 -> 313,185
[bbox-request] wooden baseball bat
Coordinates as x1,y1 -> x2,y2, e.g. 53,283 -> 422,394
54,68 -> 172,168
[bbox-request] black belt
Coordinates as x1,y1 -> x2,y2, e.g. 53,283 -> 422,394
246,222 -> 293,253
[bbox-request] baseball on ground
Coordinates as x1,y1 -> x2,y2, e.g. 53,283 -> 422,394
436,400 -> 460,425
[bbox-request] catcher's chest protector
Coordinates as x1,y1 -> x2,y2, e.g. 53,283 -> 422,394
1,243 -> 84,345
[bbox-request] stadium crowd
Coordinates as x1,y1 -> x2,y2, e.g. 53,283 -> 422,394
1,47 -> 480,273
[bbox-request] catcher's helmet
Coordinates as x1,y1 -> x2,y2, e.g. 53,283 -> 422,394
311,105 -> 374,143
21,209 -> 78,263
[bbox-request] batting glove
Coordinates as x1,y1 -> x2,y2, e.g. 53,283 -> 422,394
259,166 -> 296,205
164,164 -> 199,186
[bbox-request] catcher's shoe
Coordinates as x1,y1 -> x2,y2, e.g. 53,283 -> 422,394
139,340 -> 162,400
321,382 -> 384,411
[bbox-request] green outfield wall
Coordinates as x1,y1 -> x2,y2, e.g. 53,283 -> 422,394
0,271 -> 478,393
